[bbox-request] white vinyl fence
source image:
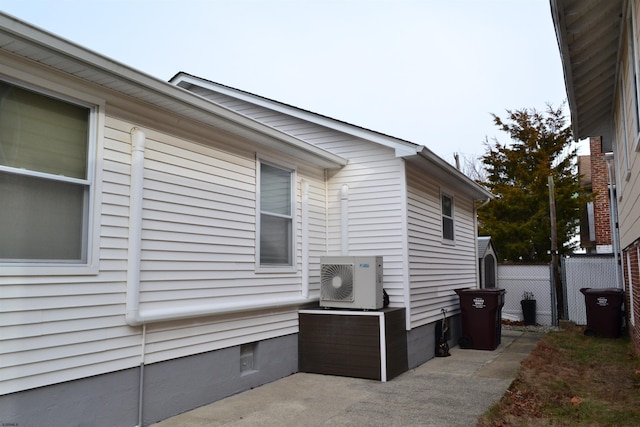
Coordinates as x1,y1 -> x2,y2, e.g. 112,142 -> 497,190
498,264 -> 554,326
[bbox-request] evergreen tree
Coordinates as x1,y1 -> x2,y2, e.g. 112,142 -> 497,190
478,105 -> 589,263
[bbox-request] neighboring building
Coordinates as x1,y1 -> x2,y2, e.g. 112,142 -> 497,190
578,136 -> 616,254
0,13 -> 491,427
477,236 -> 498,288
552,0 -> 640,351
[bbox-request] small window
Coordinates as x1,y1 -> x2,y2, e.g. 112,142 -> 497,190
259,161 -> 294,267
0,80 -> 92,263
441,193 -> 454,241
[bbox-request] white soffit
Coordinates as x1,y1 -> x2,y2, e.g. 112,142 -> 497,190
551,0 -> 624,140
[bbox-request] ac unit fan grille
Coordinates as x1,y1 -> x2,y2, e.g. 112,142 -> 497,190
320,263 -> 354,302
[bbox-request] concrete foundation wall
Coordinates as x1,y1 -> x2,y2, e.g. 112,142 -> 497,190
0,334 -> 298,427
406,314 -> 461,369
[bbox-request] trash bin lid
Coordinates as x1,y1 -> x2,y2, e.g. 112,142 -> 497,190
580,287 -> 624,295
455,288 -> 505,295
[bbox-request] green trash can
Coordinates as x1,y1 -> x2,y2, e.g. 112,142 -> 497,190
455,288 -> 505,350
580,288 -> 624,338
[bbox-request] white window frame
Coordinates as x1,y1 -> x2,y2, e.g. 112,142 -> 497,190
441,190 -> 455,243
0,74 -> 102,276
256,157 -> 296,272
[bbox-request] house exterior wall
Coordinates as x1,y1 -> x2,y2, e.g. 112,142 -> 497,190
405,161 -> 478,329
611,0 -> 640,353
185,87 -> 410,307
181,83 -> 486,333
0,50 -> 325,423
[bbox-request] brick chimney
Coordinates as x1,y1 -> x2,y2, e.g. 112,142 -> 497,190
590,136 -> 612,250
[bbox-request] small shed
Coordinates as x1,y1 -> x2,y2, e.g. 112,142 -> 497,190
478,236 -> 498,288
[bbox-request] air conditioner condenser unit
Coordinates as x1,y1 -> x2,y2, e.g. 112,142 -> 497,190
319,256 -> 383,310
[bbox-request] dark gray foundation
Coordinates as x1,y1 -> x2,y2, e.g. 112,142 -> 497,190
0,334 -> 298,427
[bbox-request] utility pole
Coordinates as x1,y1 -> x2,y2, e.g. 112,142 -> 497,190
548,175 -> 563,320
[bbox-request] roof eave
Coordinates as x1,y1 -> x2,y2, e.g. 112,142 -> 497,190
171,72 -> 423,157
550,0 -> 623,142
0,13 -> 347,170
408,146 -> 494,201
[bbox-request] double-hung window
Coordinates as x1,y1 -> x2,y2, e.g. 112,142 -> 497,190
258,161 -> 294,268
0,80 -> 93,264
441,192 -> 454,242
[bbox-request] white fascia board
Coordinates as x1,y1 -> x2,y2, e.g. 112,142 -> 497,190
0,13 -> 347,170
172,73 -> 423,156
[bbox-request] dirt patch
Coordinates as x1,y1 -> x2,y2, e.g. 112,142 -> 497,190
477,325 -> 640,426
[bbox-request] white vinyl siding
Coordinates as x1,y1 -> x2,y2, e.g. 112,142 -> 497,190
0,115 -> 137,395
0,101 -> 330,395
615,3 -> 640,251
406,161 -> 477,328
187,85 -> 487,327
189,88 -> 408,303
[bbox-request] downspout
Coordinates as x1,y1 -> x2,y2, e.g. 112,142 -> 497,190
126,127 -> 146,326
606,156 -> 622,289
475,197 -> 491,289
341,184 -> 349,256
476,197 -> 491,210
301,180 -> 309,298
137,324 -> 146,427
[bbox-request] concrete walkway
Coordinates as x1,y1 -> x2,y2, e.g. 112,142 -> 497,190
152,329 -> 543,427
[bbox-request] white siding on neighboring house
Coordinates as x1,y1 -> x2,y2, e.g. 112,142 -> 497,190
615,9 -> 640,250
405,161 -> 477,329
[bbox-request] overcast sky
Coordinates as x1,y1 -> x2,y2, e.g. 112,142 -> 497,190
0,0 -> 571,163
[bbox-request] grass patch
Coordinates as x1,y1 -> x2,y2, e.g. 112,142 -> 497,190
477,325 -> 640,426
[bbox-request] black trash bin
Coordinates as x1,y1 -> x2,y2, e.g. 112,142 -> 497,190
521,299 -> 536,326
455,288 -> 506,350
580,288 -> 624,338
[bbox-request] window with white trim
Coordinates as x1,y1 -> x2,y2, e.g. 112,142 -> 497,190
441,192 -> 454,241
258,161 -> 294,267
0,80 -> 93,263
